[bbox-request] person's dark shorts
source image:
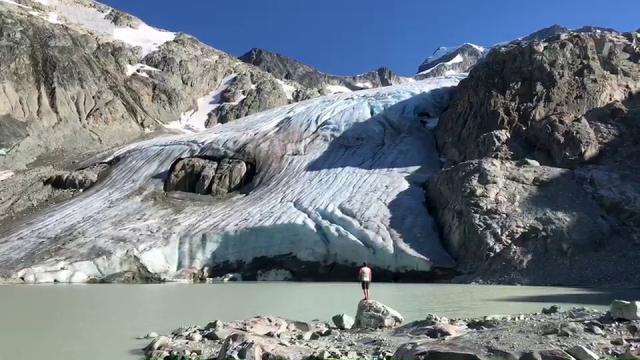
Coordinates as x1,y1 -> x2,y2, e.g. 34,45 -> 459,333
361,281 -> 370,290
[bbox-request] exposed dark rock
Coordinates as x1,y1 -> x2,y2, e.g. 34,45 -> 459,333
165,157 -> 252,196
437,30 -> 640,165
206,73 -> 288,126
427,158 -> 610,281
239,48 -> 407,95
430,28 -> 640,286
44,163 -> 110,190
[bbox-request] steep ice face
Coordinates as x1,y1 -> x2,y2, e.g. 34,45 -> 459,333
0,76 -> 463,283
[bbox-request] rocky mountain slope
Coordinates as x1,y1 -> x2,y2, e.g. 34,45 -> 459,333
239,48 -> 412,98
0,0 -> 316,222
429,29 -> 640,285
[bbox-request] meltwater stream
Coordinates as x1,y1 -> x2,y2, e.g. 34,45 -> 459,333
1,283 -> 639,360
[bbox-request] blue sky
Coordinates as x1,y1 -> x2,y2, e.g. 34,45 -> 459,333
101,0 -> 640,76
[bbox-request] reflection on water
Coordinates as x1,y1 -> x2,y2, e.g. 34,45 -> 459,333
0,283 -> 638,360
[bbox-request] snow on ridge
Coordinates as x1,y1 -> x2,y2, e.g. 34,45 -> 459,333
112,23 -> 175,55
9,0 -> 176,55
422,43 -> 485,67
1,76 -> 465,283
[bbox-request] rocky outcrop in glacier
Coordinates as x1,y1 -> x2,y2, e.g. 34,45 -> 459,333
0,77 -> 462,283
44,163 -> 111,190
428,29 -> 640,286
165,157 -> 252,196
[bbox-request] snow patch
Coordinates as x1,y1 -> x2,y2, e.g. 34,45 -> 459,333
445,54 -> 464,65
25,0 -> 174,55
126,63 -> 160,77
325,84 -> 352,94
276,79 -> 297,100
0,170 -> 14,181
28,10 -> 62,24
112,23 -> 175,56
422,43 -> 485,68
353,81 -> 373,89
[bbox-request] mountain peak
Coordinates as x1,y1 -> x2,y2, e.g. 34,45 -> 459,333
417,43 -> 487,78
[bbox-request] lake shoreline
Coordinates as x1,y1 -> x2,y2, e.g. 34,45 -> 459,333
142,300 -> 640,360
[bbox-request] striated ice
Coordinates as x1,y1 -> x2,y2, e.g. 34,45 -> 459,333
0,76 -> 464,282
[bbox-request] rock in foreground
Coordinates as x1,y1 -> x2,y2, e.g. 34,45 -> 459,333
142,305 -> 640,360
354,299 -> 404,329
331,314 -> 354,330
611,300 -> 640,321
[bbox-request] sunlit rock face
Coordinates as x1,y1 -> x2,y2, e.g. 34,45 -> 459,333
0,76 -> 463,283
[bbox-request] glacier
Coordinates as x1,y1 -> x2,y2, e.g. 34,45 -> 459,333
0,76 -> 464,283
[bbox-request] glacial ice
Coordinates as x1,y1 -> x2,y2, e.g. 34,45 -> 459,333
0,76 -> 464,283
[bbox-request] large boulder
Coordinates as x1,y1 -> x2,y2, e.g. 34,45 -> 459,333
44,163 -> 111,190
332,314 -> 355,330
165,157 -> 252,195
566,345 -> 599,360
354,300 -> 404,329
610,300 -> 640,320
394,343 -> 482,360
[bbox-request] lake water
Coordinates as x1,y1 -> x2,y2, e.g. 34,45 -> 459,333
1,282 -> 638,360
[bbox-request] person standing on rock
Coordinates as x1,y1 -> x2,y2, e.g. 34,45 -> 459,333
358,262 -> 372,300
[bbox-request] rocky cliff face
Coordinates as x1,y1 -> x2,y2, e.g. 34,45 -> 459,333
239,48 -> 412,97
428,29 -> 640,285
